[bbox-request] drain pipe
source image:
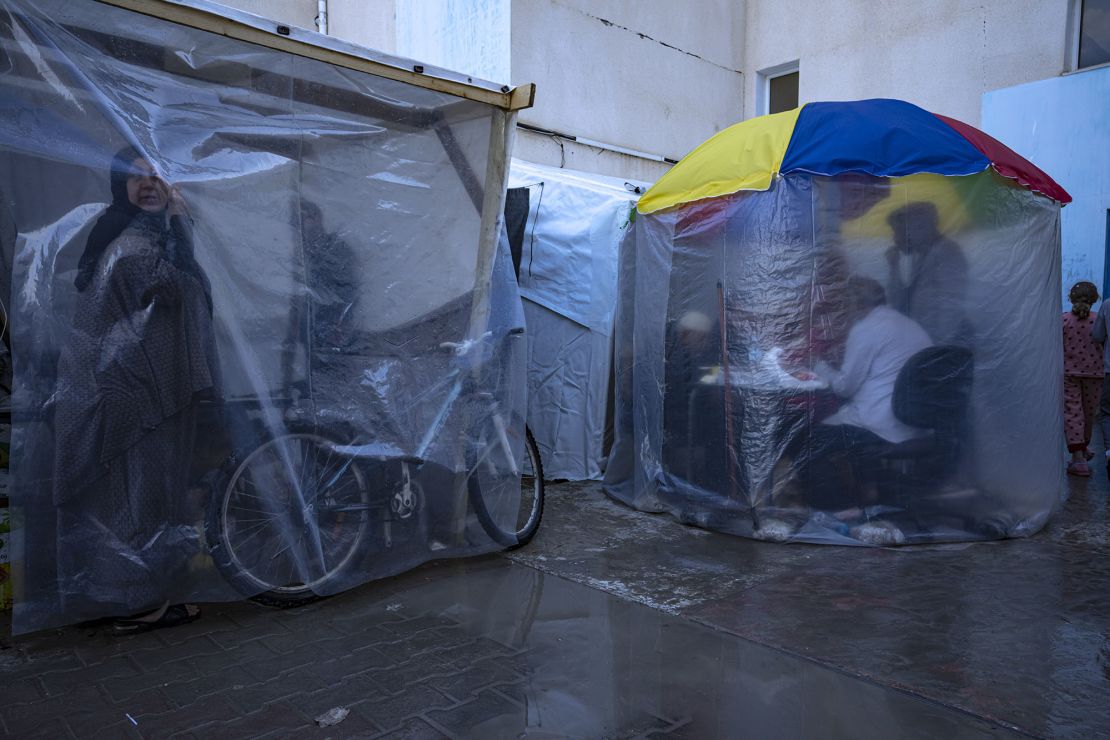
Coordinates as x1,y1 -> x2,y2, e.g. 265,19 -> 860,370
316,0 -> 328,34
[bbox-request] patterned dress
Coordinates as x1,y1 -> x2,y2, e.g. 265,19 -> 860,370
1062,311 -> 1103,452
53,212 -> 219,615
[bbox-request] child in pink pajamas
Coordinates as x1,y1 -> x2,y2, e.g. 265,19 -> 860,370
1063,281 -> 1103,476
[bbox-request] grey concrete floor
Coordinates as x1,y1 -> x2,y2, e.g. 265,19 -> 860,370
1,471 -> 1107,739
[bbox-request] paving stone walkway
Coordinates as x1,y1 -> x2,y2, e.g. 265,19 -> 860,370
1,471 -> 1105,738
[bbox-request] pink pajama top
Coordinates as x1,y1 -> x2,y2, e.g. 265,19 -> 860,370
1063,311 -> 1104,378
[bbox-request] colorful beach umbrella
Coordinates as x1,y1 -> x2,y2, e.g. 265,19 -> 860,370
637,98 -> 1071,215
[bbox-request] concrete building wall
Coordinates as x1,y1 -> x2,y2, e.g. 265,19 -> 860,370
210,1 -> 1077,185
328,0 -> 397,53
395,0 -> 509,82
510,0 -> 745,181
216,0 -> 318,30
215,0 -> 397,51
743,0 -> 1072,126
982,65 -> 1110,298
511,133 -> 668,185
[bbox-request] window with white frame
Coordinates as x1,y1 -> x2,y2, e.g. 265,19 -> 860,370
1074,0 -> 1110,70
757,61 -> 799,117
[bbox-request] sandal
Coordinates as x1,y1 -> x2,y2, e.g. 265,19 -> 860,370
113,604 -> 201,635
1067,460 -> 1092,477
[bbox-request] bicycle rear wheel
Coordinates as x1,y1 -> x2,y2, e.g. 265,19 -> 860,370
206,431 -> 372,606
467,423 -> 545,549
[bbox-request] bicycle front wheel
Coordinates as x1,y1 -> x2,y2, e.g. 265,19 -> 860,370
467,423 -> 545,549
207,431 -> 372,606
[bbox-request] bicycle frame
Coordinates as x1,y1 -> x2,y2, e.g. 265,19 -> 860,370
207,325 -> 535,603
283,329 -> 522,547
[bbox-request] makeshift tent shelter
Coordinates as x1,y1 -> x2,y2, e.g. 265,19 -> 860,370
0,0 -> 537,632
606,99 -> 1071,546
506,160 -> 648,480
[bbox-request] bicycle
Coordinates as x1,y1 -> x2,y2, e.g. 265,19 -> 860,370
204,329 -> 545,607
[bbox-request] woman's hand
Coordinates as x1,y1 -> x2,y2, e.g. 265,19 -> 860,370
167,184 -> 190,218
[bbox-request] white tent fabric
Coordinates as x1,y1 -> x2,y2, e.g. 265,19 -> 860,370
508,160 -> 650,480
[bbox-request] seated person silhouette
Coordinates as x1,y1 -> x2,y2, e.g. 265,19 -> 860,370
662,310 -> 722,487
793,277 -> 932,535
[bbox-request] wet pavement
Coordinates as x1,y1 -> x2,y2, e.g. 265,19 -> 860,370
1,472 -> 1108,738
511,477 -> 1110,739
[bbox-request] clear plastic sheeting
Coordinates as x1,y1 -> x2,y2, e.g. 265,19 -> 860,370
508,160 -> 647,480
605,171 -> 1066,545
0,0 -> 529,632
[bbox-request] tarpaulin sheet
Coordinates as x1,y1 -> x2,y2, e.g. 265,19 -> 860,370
606,169 -> 1066,545
0,0 -> 529,632
508,160 -> 647,480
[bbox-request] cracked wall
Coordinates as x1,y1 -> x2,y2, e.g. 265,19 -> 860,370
511,0 -> 745,180
191,1 -> 1073,182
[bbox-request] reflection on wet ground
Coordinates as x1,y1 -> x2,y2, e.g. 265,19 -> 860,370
0,557 -> 1023,739
510,474 -> 1110,739
363,558 -> 1018,739
0,472 -> 1106,738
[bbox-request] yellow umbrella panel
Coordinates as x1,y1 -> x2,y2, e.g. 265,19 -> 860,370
637,107 -> 803,215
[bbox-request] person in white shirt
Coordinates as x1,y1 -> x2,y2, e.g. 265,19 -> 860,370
798,276 -> 932,512
817,278 -> 933,444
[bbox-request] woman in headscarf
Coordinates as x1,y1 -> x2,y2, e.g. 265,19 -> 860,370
53,146 -> 219,632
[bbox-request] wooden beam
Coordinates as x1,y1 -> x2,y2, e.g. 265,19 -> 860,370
95,0 -> 536,112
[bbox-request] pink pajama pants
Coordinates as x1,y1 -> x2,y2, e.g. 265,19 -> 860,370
1064,376 -> 1101,452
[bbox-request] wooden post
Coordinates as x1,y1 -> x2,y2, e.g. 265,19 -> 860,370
449,107 -> 518,543
466,108 -> 517,340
